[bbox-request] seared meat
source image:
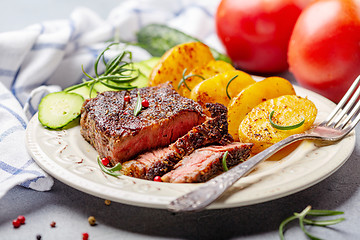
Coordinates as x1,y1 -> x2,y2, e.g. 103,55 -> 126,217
121,147 -> 172,178
80,83 -> 205,164
121,103 -> 234,180
161,142 -> 253,183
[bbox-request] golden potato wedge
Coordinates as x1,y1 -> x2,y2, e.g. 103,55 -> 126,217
228,76 -> 296,140
179,60 -> 235,98
190,70 -> 255,106
239,95 -> 317,153
149,42 -> 214,91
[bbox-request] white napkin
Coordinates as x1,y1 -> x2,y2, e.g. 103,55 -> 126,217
0,0 -> 222,198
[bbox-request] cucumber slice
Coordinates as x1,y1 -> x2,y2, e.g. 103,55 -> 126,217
129,73 -> 149,88
141,57 -> 160,69
93,81 -> 134,93
66,85 -> 97,99
133,62 -> 152,77
38,92 -> 85,129
136,24 -> 232,63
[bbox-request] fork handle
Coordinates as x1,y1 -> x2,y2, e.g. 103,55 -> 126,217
167,133 -> 310,212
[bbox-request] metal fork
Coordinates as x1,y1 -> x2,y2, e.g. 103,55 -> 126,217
168,75 -> 360,212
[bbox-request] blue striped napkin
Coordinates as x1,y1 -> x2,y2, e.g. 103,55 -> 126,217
0,0 -> 222,198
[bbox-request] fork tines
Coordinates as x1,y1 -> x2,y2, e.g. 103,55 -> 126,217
321,75 -> 360,131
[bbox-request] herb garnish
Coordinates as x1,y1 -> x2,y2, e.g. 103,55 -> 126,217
222,151 -> 229,172
279,205 -> 345,240
177,68 -> 205,91
269,110 -> 305,130
65,43 -> 139,97
97,157 -> 122,177
226,75 -> 238,99
134,91 -> 142,116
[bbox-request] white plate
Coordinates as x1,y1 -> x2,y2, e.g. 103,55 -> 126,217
25,86 -> 356,209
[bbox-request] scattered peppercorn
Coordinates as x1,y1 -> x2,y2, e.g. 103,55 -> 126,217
88,216 -> 96,226
82,232 -> 89,240
124,95 -> 130,102
36,234 -> 42,240
142,98 -> 149,108
101,157 -> 109,166
50,221 -> 56,228
153,176 -> 162,182
104,199 -> 111,206
12,219 -> 21,228
17,215 -> 26,225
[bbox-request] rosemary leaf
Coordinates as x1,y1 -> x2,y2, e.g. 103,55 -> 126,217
105,51 -> 127,75
303,218 -> 345,226
95,43 -> 116,78
100,81 -> 136,90
97,157 -> 122,177
64,82 -> 88,92
269,110 -> 305,130
226,75 -> 238,99
134,91 -> 142,116
279,206 -> 345,240
307,209 -> 345,216
178,68 -> 205,91
279,215 -> 298,240
222,151 -> 229,172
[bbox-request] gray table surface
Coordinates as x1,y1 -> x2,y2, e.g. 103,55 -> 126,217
1,1 -> 360,240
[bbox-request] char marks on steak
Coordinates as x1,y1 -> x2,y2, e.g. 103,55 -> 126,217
121,103 -> 234,180
80,82 -> 205,164
161,142 -> 253,183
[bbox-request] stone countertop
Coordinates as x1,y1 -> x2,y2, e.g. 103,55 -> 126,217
1,1 -> 360,239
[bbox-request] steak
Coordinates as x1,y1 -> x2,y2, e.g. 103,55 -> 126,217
80,82 -> 205,164
121,103 -> 234,180
161,142 -> 253,183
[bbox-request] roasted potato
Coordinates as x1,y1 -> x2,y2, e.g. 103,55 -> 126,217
227,76 -> 296,140
190,70 -> 255,106
239,95 -> 317,153
179,60 -> 235,98
149,42 -> 214,91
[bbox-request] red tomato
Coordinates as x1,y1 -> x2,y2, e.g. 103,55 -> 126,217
216,0 -> 311,73
288,0 -> 360,102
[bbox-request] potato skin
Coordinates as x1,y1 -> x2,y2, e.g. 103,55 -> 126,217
227,76 -> 296,140
149,42 -> 214,91
190,69 -> 255,107
239,95 -> 317,154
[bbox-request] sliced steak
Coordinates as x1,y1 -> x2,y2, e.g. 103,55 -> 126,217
121,147 -> 172,178
121,103 -> 234,180
80,82 -> 205,164
161,142 -> 253,183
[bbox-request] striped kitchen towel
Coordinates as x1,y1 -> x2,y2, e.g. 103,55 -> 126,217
0,0 -> 222,198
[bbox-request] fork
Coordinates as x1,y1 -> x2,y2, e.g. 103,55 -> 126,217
168,75 -> 360,212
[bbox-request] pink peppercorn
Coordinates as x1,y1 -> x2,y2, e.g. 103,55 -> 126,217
17,215 -> 25,225
154,176 -> 162,182
101,157 -> 109,166
82,233 -> 89,240
12,219 -> 21,228
142,99 -> 149,108
124,95 -> 130,102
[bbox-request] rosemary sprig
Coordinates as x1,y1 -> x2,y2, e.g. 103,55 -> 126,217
65,43 -> 138,98
222,151 -> 229,172
269,110 -> 305,130
177,68 -> 205,91
226,75 -> 238,99
279,205 -> 345,240
97,157 -> 122,177
134,91 -> 142,116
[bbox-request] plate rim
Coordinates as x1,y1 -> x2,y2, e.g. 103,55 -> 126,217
25,85 -> 356,209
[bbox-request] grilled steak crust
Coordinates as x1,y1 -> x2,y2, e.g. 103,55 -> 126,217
121,103 -> 234,180
161,142 -> 253,183
80,82 -> 205,164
